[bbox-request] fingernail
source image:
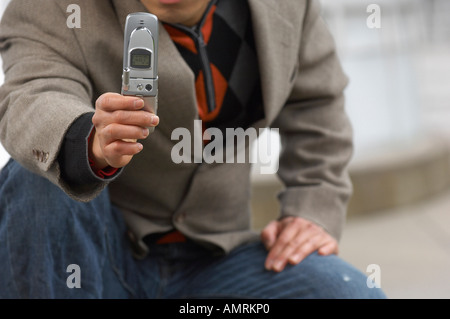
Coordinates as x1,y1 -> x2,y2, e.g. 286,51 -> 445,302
143,128 -> 149,137
137,143 -> 143,151
134,99 -> 144,108
265,259 -> 273,270
151,116 -> 159,125
289,254 -> 301,264
273,261 -> 283,272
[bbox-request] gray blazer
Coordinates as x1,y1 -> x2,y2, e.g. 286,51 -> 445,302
0,0 -> 353,255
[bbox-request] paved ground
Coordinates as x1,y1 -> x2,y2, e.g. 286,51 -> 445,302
337,26 -> 450,299
339,187 -> 450,299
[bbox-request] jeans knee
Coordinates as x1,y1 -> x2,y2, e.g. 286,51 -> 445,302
1,160 -> 115,248
295,253 -> 387,299
0,160 -> 110,229
0,160 -> 119,298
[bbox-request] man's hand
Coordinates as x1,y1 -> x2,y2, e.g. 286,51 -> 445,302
90,92 -> 159,170
261,216 -> 338,272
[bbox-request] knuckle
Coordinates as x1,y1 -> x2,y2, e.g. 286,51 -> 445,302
92,113 -> 100,126
104,124 -> 117,139
111,142 -> 122,153
97,126 -> 108,139
113,110 -> 126,123
104,125 -> 112,137
309,223 -> 321,233
102,146 -> 113,159
95,96 -> 102,108
98,95 -> 110,108
304,238 -> 316,249
277,236 -> 289,246
308,221 -> 318,228
270,246 -> 282,257
143,112 -> 153,126
289,236 -> 304,248
292,217 -> 303,227
286,240 -> 298,249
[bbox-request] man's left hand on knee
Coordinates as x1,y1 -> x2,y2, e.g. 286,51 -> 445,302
261,216 -> 339,272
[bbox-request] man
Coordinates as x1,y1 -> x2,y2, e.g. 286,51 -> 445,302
0,0 -> 386,298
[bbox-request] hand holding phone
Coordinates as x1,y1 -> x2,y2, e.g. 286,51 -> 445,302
88,13 -> 160,170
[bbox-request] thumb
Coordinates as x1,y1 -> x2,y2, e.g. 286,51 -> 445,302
261,220 -> 280,250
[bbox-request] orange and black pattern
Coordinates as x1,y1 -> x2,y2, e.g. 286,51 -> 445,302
163,0 -> 264,137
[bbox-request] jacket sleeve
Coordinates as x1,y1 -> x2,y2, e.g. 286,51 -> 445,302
271,0 -> 353,241
0,0 -> 108,201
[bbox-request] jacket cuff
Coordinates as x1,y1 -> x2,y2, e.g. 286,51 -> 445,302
58,112 -> 122,186
277,183 -> 351,241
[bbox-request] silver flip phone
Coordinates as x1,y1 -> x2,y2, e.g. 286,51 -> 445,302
122,13 -> 159,132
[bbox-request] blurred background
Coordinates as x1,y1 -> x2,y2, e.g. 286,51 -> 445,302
252,0 -> 450,299
1,0 -> 450,298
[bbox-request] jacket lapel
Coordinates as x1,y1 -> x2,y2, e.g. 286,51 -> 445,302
248,0 -> 297,126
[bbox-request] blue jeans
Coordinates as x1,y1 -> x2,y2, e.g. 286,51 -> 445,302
0,160 -> 386,299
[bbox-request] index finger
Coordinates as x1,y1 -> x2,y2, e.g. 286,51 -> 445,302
264,219 -> 303,270
95,93 -> 144,112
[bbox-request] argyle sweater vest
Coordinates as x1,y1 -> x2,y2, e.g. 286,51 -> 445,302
163,0 -> 264,138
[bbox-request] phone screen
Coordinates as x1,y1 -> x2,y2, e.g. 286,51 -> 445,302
130,49 -> 151,69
